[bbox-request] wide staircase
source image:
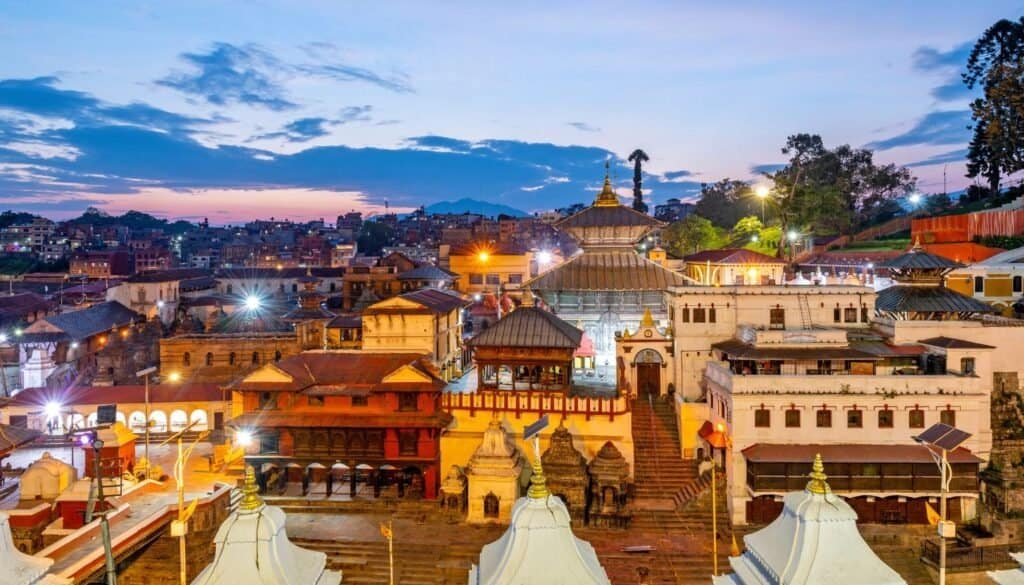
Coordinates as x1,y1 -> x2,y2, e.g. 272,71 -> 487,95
294,537 -> 484,585
631,396 -> 704,509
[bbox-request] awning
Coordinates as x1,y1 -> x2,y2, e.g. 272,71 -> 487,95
712,340 -> 880,361
742,443 -> 983,465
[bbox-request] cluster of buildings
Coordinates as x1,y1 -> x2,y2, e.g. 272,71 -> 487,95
5,171 -> 1024,583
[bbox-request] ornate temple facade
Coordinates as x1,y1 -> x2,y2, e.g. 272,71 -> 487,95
524,170 -> 687,380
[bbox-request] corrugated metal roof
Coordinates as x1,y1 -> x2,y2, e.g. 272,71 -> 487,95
396,265 -> 457,281
227,351 -> 443,392
469,307 -> 582,349
526,251 -> 689,291
26,301 -> 138,341
875,286 -> 996,314
0,424 -> 40,453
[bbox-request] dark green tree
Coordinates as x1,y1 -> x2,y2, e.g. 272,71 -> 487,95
628,149 -> 650,213
694,179 -> 759,228
964,18 -> 1024,194
662,215 -> 719,256
356,221 -> 395,256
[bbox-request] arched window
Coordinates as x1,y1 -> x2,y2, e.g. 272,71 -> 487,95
226,284 -> 233,294
205,352 -> 213,366
229,352 -> 236,366
634,349 -> 663,364
189,410 -> 208,431
128,411 -> 146,433
149,411 -> 168,433
484,492 -> 499,518
274,350 -> 282,362
169,410 -> 188,432
252,352 -> 260,365
183,352 -> 191,366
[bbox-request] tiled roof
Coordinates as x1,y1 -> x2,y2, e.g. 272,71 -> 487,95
918,336 -> 995,349
0,293 -> 53,326
683,248 -> 786,264
227,351 -> 444,392
396,265 -> 457,281
399,288 -> 468,313
327,314 -> 362,328
9,383 -> 225,407
124,268 -> 212,283
229,411 -> 452,429
526,251 -> 689,291
875,285 -> 996,314
469,307 -> 582,349
22,301 -> 138,342
216,267 -> 347,279
742,443 -> 982,464
0,424 -> 40,453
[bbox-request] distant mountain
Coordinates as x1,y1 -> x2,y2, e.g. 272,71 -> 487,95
65,209 -> 194,233
424,198 -> 528,218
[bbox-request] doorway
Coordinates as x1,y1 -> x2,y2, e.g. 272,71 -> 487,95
635,349 -> 662,397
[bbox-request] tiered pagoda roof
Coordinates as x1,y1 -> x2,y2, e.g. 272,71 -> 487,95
875,242 -> 997,318
468,307 -> 583,349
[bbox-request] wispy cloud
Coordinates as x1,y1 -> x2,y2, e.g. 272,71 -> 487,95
250,106 -> 373,143
749,163 -> 786,175
911,41 -> 975,103
866,110 -> 971,150
299,42 -> 414,94
157,43 -> 296,111
567,121 -> 600,132
662,170 -> 693,180
905,148 -> 968,168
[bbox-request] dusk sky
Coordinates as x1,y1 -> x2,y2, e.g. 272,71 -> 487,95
1,1 -> 1020,223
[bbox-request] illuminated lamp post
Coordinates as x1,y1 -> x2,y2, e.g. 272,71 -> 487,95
135,365 -> 158,478
914,423 -> 971,585
754,185 -> 770,222
705,421 -> 732,576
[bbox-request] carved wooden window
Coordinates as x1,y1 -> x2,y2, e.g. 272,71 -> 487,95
308,395 -> 324,407
692,308 -> 706,323
229,352 -> 236,366
205,352 -> 213,366
844,307 -> 857,322
754,409 -> 770,428
183,352 -> 191,366
909,409 -> 925,429
252,351 -> 260,365
352,395 -> 368,407
398,393 -> 418,412
784,409 -> 800,428
769,308 -> 785,330
816,409 -> 832,428
399,430 -> 418,456
877,409 -> 894,429
940,409 -> 956,427
484,493 -> 499,518
847,409 -> 863,428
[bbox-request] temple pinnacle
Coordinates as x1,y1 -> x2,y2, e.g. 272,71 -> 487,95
239,465 -> 264,511
527,455 -> 550,499
806,453 -> 831,495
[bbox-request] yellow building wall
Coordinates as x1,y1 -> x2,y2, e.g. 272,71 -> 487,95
441,410 -> 634,480
450,253 -> 532,293
985,276 -> 1013,298
945,273 -> 974,296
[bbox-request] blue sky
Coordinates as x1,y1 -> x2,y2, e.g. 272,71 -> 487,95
0,1 -> 1020,222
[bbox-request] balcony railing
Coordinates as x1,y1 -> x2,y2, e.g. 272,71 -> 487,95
921,539 -> 1014,572
442,389 -> 630,421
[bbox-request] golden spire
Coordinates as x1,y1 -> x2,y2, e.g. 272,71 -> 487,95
640,308 -> 655,328
806,453 -> 831,495
594,160 -> 620,207
239,465 -> 264,512
527,454 -> 550,499
911,236 -> 923,252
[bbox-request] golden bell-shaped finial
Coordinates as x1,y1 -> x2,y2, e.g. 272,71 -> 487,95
239,465 -> 264,512
527,455 -> 550,500
806,453 -> 831,495
594,160 -> 620,207
640,308 -> 655,328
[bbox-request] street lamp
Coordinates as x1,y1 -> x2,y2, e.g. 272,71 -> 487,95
135,366 -> 158,477
754,185 -> 770,222
537,250 -> 552,265
244,295 -> 262,311
160,421 -> 211,585
913,422 -> 972,585
705,421 -> 732,576
909,192 -> 923,206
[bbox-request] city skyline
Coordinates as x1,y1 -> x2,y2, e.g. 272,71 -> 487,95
0,1 -> 1020,223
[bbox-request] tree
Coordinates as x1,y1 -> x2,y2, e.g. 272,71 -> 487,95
662,215 -> 719,257
925,192 -> 954,215
356,221 -> 395,256
694,179 -> 759,228
628,149 -> 650,213
731,216 -> 763,242
964,18 -> 1024,194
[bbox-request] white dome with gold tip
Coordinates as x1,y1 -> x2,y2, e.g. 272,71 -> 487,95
713,455 -> 906,585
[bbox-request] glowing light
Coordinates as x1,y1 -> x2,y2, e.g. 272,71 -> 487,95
477,251 -> 490,262
867,262 -> 875,269
167,371 -> 182,383
78,434 -> 93,447
236,430 -> 253,447
787,230 -> 798,241
537,251 -> 553,265
750,235 -> 759,242
639,243 -> 647,251
156,300 -> 165,309
0,334 -> 7,344
909,192 -> 922,205
715,422 -> 726,433
45,401 -> 61,419
70,341 -> 79,349
754,185 -> 770,199
473,293 -> 482,302
14,328 -> 22,337
244,295 -> 262,311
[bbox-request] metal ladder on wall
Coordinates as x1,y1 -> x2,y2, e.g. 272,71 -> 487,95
797,293 -> 813,330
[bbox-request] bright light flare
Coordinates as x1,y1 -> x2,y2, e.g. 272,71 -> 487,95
156,300 -> 166,309
909,193 -> 922,205
473,293 -> 482,302
715,422 -> 726,433
167,371 -> 182,383
236,430 -> 253,447
787,230 -> 798,241
244,295 -> 262,311
537,251 -> 553,265
754,185 -> 770,199
44,401 -> 61,419
0,334 -> 7,344
477,251 -> 490,263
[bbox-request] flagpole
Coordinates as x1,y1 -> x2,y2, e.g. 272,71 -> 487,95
388,519 -> 395,585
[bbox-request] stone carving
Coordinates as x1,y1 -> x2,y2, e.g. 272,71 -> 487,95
541,422 -> 588,522
587,441 -> 632,527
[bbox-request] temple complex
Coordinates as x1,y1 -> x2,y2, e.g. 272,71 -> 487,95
525,168 -> 686,379
713,455 -> 906,585
191,466 -> 343,585
540,421 -> 589,521
465,419 -> 525,523
469,455 -> 611,585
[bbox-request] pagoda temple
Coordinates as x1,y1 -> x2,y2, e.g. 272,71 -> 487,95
283,269 -> 336,350
524,167 -> 687,379
876,242 -> 995,321
469,455 -> 611,585
191,466 -> 343,585
713,454 -> 906,585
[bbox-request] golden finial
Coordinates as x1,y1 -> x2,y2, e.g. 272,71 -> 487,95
640,308 -> 655,328
806,453 -> 831,495
911,236 -> 923,252
527,455 -> 550,499
594,159 -> 620,207
239,465 -> 264,512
